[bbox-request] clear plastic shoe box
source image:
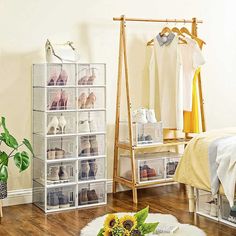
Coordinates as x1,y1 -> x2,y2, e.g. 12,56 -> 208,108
78,181 -> 106,207
46,185 -> 76,211
32,63 -> 107,213
196,189 -> 219,220
78,157 -> 105,181
120,152 -> 181,183
220,196 -> 236,226
119,121 -> 163,146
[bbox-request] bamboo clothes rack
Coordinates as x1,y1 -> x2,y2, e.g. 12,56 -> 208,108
113,15 -> 206,204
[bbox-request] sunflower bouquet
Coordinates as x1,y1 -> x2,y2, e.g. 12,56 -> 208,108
97,206 -> 158,236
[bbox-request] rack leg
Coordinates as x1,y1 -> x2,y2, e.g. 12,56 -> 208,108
187,185 -> 195,212
113,19 -> 124,194
0,200 -> 3,218
132,187 -> 138,204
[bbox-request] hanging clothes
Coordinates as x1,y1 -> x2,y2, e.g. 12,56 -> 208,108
183,67 -> 201,133
179,37 -> 205,112
183,40 -> 205,133
149,33 -> 205,132
149,33 -> 183,130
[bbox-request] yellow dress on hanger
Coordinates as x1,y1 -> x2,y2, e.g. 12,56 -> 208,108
183,39 -> 204,134
183,67 -> 201,133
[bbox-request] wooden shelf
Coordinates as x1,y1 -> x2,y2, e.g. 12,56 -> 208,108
117,138 -> 191,150
114,176 -> 176,188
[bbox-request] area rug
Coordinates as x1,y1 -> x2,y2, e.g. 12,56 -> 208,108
80,212 -> 206,236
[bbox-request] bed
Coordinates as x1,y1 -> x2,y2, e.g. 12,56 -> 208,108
174,127 -> 236,212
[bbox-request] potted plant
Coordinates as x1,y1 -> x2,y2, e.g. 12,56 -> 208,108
0,117 -> 33,200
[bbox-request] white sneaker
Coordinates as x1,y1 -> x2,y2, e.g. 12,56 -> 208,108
146,109 -> 157,123
78,120 -> 90,133
132,108 -> 147,124
89,120 -> 97,132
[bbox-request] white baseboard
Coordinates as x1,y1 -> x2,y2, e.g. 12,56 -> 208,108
2,188 -> 32,206
2,179 -> 114,207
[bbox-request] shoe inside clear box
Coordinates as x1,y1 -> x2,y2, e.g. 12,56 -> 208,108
46,112 -> 77,136
33,64 -> 77,87
78,134 -> 105,158
119,121 -> 163,146
220,196 -> 236,223
78,111 -> 106,134
166,157 -> 180,178
77,64 -> 105,86
46,185 -> 76,210
77,87 -> 105,110
47,162 -> 76,185
47,88 -> 76,111
78,181 -> 106,206
78,157 -> 105,181
33,135 -> 77,161
119,152 -> 181,183
197,189 -> 218,217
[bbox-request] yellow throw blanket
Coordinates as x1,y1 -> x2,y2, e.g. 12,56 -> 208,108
174,128 -> 236,193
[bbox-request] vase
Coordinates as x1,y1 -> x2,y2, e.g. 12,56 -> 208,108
0,181 -> 7,199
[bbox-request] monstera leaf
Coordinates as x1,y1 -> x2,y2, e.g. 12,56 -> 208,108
23,138 -> 34,155
0,116 -> 33,181
14,151 -> 30,172
0,152 -> 9,181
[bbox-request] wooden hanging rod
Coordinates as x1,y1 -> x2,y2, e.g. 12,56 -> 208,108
113,17 -> 203,24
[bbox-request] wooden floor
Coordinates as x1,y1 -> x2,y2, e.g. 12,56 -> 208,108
0,185 -> 236,235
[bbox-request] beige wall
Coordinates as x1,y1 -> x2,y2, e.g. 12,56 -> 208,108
0,0 -> 236,191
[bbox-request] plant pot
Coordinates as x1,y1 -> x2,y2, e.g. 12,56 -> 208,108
0,181 -> 7,199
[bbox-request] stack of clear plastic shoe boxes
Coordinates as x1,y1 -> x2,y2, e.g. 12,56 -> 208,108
32,63 -> 107,213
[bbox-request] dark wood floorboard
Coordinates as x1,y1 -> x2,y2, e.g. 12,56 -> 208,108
0,185 -> 236,235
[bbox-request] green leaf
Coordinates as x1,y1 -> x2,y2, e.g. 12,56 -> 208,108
14,151 -> 30,172
0,117 -> 18,149
1,117 -> 9,136
139,222 -> 159,234
97,228 -> 104,236
0,165 -> 8,181
134,206 -> 149,227
23,138 -> 34,155
1,133 -> 18,149
0,152 -> 9,182
9,134 -> 18,148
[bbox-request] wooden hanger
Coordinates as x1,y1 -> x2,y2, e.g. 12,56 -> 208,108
147,25 -> 171,46
160,26 -> 171,36
180,27 -> 206,45
172,27 -> 185,37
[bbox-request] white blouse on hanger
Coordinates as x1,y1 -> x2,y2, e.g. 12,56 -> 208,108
179,37 -> 205,111
149,33 -> 183,130
148,34 -> 205,130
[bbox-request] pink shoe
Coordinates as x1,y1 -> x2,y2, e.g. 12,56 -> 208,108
87,68 -> 96,85
56,70 -> 68,86
78,69 -> 89,85
78,93 -> 87,109
59,90 -> 68,110
48,71 -> 59,86
49,91 -> 61,110
85,92 -> 96,109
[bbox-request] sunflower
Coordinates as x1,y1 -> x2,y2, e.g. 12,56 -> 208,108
104,214 -> 119,231
119,215 -> 137,232
102,229 -> 112,236
130,229 -> 142,236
